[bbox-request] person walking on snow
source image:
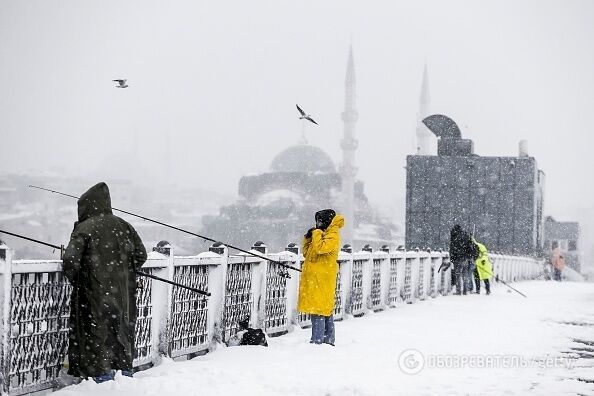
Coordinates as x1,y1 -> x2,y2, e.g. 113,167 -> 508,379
449,225 -> 474,295
467,240 -> 480,293
473,238 -> 493,295
63,182 -> 147,382
297,209 -> 344,346
551,241 -> 565,281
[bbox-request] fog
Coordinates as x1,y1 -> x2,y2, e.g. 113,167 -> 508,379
1,1 -> 593,265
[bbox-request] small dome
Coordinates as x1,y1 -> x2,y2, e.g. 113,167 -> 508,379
270,145 -> 336,174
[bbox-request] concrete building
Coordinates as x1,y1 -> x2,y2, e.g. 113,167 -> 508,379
406,117 -> 545,255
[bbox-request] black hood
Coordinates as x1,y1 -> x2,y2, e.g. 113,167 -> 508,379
451,224 -> 463,237
315,209 -> 336,230
77,182 -> 113,222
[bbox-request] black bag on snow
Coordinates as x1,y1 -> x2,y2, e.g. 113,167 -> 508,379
240,328 -> 268,347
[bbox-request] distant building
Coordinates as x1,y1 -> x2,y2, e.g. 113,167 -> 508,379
201,47 -> 400,252
544,216 -> 581,272
201,141 -> 398,252
406,121 -> 545,255
0,173 -> 231,258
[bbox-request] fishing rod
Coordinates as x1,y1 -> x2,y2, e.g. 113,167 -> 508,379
437,259 -> 527,298
0,229 -> 65,255
491,271 -> 527,298
437,261 -> 450,273
0,229 -> 211,297
29,185 -> 301,273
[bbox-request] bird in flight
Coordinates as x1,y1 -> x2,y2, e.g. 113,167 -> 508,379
113,79 -> 128,88
296,104 -> 318,125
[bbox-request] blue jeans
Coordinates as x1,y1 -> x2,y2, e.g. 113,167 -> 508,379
466,261 -> 476,291
93,370 -> 133,383
453,261 -> 470,294
310,314 -> 335,345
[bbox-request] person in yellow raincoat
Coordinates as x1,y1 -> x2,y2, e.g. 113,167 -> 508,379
473,239 -> 493,295
297,209 -> 344,345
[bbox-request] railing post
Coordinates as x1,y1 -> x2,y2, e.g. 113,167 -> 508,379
440,251 -> 452,296
0,243 -> 12,394
283,243 -> 300,330
207,243 -> 228,346
335,251 -> 351,320
394,248 -> 407,303
155,243 -> 174,358
340,244 -> 353,316
378,246 -> 391,310
251,241 -> 267,330
417,250 -> 431,301
408,250 -> 421,303
506,255 -> 511,282
355,246 -> 372,316
428,250 -> 440,298
338,244 -> 353,318
295,245 -> 310,328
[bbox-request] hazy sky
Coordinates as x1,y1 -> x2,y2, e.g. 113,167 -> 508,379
1,1 -> 593,244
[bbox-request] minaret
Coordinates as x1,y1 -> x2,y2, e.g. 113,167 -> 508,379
416,62 -> 433,155
340,45 -> 358,245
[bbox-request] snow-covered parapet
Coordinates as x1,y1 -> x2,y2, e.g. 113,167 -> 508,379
0,244 -> 71,395
0,242 -> 544,396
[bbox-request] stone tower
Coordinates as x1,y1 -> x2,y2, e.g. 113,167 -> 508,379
340,45 -> 358,245
416,62 -> 432,155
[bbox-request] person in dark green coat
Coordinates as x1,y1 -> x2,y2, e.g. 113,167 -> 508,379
63,182 -> 147,381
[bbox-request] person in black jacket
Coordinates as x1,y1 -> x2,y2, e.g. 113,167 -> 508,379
63,182 -> 147,382
449,224 -> 474,295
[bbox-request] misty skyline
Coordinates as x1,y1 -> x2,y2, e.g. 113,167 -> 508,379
1,1 -> 593,249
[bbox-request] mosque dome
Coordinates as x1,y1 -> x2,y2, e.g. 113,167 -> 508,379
270,144 -> 336,174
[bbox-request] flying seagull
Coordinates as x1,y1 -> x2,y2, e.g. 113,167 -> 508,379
113,79 -> 128,88
296,104 -> 318,125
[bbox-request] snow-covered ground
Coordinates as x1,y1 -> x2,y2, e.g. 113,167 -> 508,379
56,281 -> 594,396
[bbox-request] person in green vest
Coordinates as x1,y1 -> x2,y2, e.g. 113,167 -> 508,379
473,238 -> 493,295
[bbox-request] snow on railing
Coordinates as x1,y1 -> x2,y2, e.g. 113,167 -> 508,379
0,243 -> 543,395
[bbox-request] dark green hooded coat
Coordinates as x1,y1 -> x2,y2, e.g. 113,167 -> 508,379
63,182 -> 147,378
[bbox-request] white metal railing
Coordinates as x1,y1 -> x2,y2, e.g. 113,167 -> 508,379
0,243 -> 543,395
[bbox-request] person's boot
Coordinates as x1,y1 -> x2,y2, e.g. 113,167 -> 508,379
93,371 -> 115,383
